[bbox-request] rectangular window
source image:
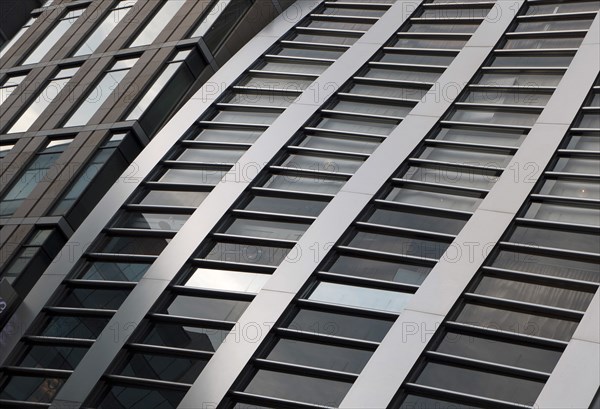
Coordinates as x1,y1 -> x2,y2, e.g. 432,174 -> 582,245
1,228 -> 54,284
64,57 -> 138,127
0,17 -> 36,59
7,67 -> 80,134
126,50 -> 191,120
73,0 -> 138,57
0,74 -> 27,106
0,144 -> 15,159
0,138 -> 73,217
22,8 -> 85,65
129,0 -> 185,47
50,133 -> 126,215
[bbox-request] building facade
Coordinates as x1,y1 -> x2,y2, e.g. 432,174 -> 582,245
0,0 -> 599,408
0,0 -> 290,326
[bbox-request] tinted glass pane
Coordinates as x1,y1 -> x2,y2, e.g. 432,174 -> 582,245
456,303 -> 578,341
525,202 -> 600,226
160,295 -> 250,322
327,255 -> 431,285
185,268 -> 270,294
116,352 -> 207,383
77,261 -> 149,281
462,89 -> 551,106
407,23 -> 480,33
386,186 -> 482,211
114,212 -> 190,231
276,45 -> 344,60
539,179 -> 600,200
287,309 -> 393,341
267,338 -> 372,373
379,51 -> 455,66
299,134 -> 380,154
240,74 -> 313,91
263,173 -> 345,194
225,218 -> 308,241
515,19 -> 593,32
193,128 -> 263,143
509,225 -> 600,253
97,235 -> 170,255
18,344 -> 88,370
332,99 -> 412,118
0,375 -> 65,403
211,109 -> 279,125
129,1 -> 185,47
308,281 -> 411,313
282,152 -> 364,174
260,60 -> 329,75
243,195 -> 328,217
59,287 -> 129,309
97,384 -> 184,409
349,82 -> 430,100
41,315 -> 109,339
436,331 -> 561,372
490,54 -> 573,68
403,165 -> 498,190
137,190 -> 209,207
205,242 -> 291,266
317,116 -> 396,135
142,322 -> 227,352
400,395 -> 483,409
474,275 -> 594,311
554,157 -> 600,175
364,67 -> 442,82
449,107 -> 539,126
434,126 -> 527,147
416,362 -> 544,405
244,370 -> 351,406
491,249 -> 600,283
526,1 -> 600,15
367,208 -> 466,235
349,231 -> 450,259
477,72 -> 562,87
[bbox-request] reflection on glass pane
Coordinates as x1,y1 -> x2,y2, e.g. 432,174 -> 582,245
364,67 -> 441,82
386,186 -> 482,211
283,153 -> 364,174
287,309 -> 393,341
0,375 -> 65,403
407,23 -> 479,33
129,1 -> 185,47
77,261 -> 149,282
299,133 -> 380,154
142,322 -> 227,352
510,225 -> 600,253
59,287 -> 129,309
401,395 -> 484,409
436,331 -> 561,372
97,384 -> 184,409
185,268 -> 270,294
308,281 -> 411,313
492,249 -> 600,283
244,370 -> 351,406
525,202 -> 600,226
328,254 -> 431,284
379,51 -> 455,66
205,242 -> 292,266
456,303 -> 578,341
114,212 -> 190,231
116,352 -> 207,383
243,195 -> 328,217
449,107 -> 539,126
263,173 -> 345,194
491,54 -> 574,68
260,60 -> 329,75
434,126 -> 527,147
403,165 -> 498,190
211,109 -> 279,125
276,46 -> 344,60
349,231 -> 449,260
474,275 -> 594,311
41,315 -> 109,339
539,179 -> 600,200
192,128 -> 263,143
98,235 -> 170,255
224,91 -> 295,107
18,344 -> 88,370
126,63 -> 181,120
317,116 -> 396,135
267,338 -> 372,373
177,147 -> 245,163
137,190 -> 209,207
333,99 -> 412,118
554,157 -> 600,175
161,295 -> 250,322
477,72 -> 562,87
225,218 -> 308,241
367,208 -> 466,235
416,362 -> 544,405
158,168 -> 226,185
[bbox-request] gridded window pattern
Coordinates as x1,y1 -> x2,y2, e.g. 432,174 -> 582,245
0,2 -> 390,406
63,57 -> 138,127
389,76 -> 600,409
0,138 -> 73,217
6,66 -> 80,134
128,0 -> 186,48
21,8 -> 86,65
224,2 -> 600,408
72,0 -> 139,57
82,1 -> 500,408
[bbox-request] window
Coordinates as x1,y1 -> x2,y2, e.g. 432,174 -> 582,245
0,144 -> 15,159
17,344 -> 87,370
73,0 -> 138,56
76,261 -> 149,282
7,67 -> 80,134
191,0 -> 253,51
129,0 -> 185,47
0,138 -> 73,217
327,254 -> 432,285
50,133 -> 127,215
114,351 -> 207,383
308,281 -> 411,313
22,8 -> 85,65
141,321 -> 228,352
0,74 -> 27,106
96,383 -> 184,409
0,17 -> 36,59
0,374 -> 66,403
64,57 -> 138,127
158,295 -> 250,322
185,268 -> 270,294
126,50 -> 191,120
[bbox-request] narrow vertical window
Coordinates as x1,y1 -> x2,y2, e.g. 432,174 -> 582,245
22,8 -> 86,65
73,0 -> 138,57
7,66 -> 80,134
0,138 -> 73,217
0,74 -> 27,106
63,57 -> 138,127
129,0 -> 186,48
0,17 -> 36,59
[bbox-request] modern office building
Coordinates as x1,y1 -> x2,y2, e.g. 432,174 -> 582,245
0,0 -> 599,408
0,0 -> 290,325
0,0 -> 45,50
